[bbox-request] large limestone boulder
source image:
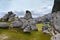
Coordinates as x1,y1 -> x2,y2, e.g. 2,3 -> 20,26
23,25 -> 31,32
10,21 -> 23,28
51,33 -> 60,40
28,19 -> 38,31
24,10 -> 32,20
1,11 -> 16,21
20,18 -> 38,32
52,11 -> 60,33
0,22 -> 9,28
52,0 -> 60,13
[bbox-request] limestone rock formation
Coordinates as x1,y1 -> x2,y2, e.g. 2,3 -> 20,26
1,11 -> 16,21
0,22 -> 9,28
51,33 -> 60,40
52,0 -> 60,13
28,19 -> 38,31
24,10 -> 32,20
21,19 -> 28,29
20,10 -> 38,32
23,26 -> 31,32
0,10 -> 38,33
52,11 -> 60,33
10,20 -> 23,28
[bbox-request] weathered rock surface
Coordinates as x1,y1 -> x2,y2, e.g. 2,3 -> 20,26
28,19 -> 38,31
21,19 -> 28,29
23,26 -> 31,32
52,11 -> 60,33
51,33 -> 60,40
0,22 -> 9,28
10,21 -> 23,28
42,24 -> 50,34
0,10 -> 38,33
1,11 -> 16,21
24,10 -> 32,20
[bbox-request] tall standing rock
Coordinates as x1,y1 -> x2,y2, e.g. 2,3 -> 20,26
52,0 -> 60,13
24,10 -> 32,20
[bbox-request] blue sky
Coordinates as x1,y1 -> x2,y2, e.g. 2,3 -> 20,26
0,0 -> 54,18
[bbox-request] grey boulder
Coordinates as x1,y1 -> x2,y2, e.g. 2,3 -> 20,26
10,21 -> 23,28
30,25 -> 38,31
42,25 -> 52,34
29,19 -> 38,31
52,11 -> 60,33
23,26 -> 31,32
21,19 -> 28,29
0,22 -> 9,28
24,10 -> 32,20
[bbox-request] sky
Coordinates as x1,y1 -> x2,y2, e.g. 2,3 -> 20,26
0,0 -> 54,18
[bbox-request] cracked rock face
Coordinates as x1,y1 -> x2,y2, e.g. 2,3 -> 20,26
52,11 -> 60,33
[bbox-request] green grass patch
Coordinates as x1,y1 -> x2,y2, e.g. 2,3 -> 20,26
0,24 -> 51,40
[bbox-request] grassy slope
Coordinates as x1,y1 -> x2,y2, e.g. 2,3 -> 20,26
0,24 -> 51,40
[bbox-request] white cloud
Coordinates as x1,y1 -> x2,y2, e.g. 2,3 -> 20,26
0,0 -> 54,18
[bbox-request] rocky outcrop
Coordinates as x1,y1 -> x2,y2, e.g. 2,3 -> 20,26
0,22 -> 9,28
0,10 -> 38,33
51,33 -> 60,40
23,26 -> 31,32
20,10 -> 38,32
1,11 -> 16,21
24,10 -> 32,20
28,19 -> 38,31
52,11 -> 60,33
52,0 -> 60,13
10,20 -> 23,28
